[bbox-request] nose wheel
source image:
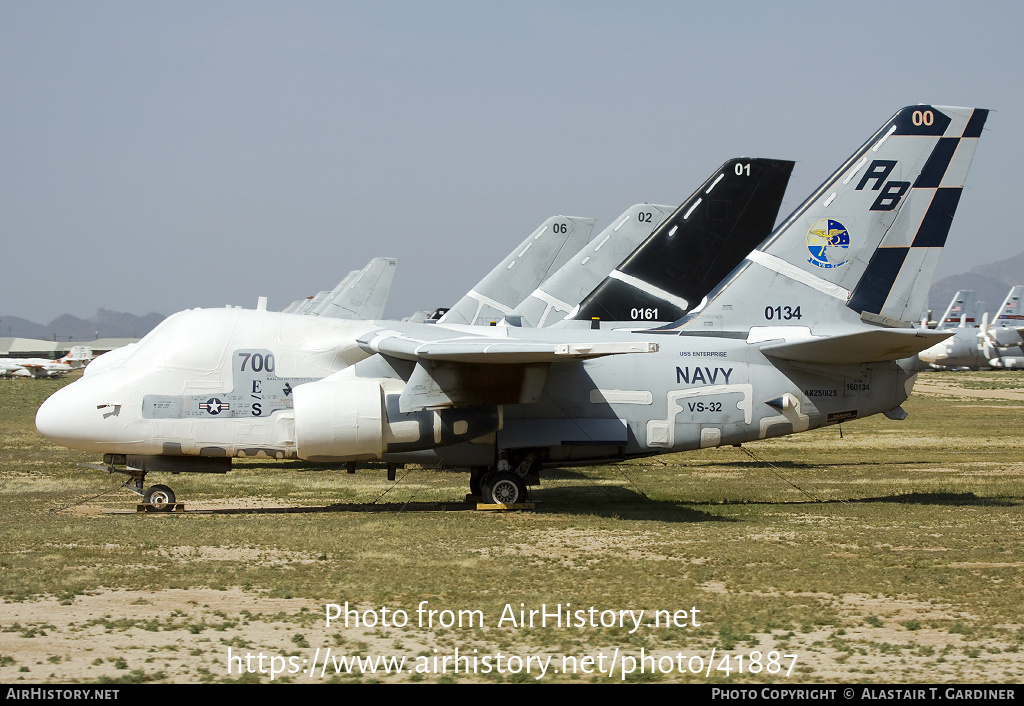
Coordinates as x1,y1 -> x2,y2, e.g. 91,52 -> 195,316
142,484 -> 177,512
107,461 -> 182,512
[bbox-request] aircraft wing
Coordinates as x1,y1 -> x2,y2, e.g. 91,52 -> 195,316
758,328 -> 953,364
988,325 -> 1024,347
355,326 -> 657,411
0,362 -> 25,375
13,362 -> 56,378
357,329 -> 657,364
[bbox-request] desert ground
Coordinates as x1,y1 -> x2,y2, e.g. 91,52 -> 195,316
1,371 -> 1022,683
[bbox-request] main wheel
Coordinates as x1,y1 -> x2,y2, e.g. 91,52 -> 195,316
481,472 -> 527,505
144,484 -> 176,512
469,466 -> 485,498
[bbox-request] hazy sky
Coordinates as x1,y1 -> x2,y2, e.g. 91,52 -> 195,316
1,1 -> 1019,324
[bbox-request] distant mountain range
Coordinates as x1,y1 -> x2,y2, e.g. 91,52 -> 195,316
0,309 -> 165,341
928,250 -> 1024,316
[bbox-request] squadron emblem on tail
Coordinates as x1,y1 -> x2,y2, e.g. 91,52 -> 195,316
805,219 -> 850,269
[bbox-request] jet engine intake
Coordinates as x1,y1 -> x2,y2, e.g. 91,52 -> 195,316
293,379 -> 386,461
293,378 -> 502,462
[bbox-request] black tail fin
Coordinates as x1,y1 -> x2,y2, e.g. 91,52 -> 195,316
564,158 -> 793,325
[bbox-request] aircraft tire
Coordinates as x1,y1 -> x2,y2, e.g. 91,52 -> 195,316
482,472 -> 526,505
469,466 -> 485,498
144,484 -> 176,512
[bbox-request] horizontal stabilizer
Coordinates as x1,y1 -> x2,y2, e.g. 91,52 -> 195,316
759,328 -> 952,364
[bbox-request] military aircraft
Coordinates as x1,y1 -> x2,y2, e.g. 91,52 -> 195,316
991,285 -> 1024,332
436,216 -> 595,326
36,105 -> 988,508
81,215 -> 589,383
445,156 -> 793,331
955,286 -> 1024,369
979,285 -> 1024,367
399,215 -> 594,325
937,290 -> 982,329
91,258 -> 400,379
306,257 -> 398,319
34,155 -> 794,504
509,204 -> 675,327
509,157 -> 794,331
918,290 -> 988,369
281,257 -> 398,318
917,287 -> 1024,370
553,160 -> 793,328
2,346 -> 92,379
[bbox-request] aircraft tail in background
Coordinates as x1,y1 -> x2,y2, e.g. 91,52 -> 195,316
563,157 -> 793,327
438,215 -> 595,326
936,290 -> 981,330
511,203 -> 673,327
311,257 -> 398,320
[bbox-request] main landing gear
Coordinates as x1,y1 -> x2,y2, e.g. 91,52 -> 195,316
472,450 -> 538,505
481,471 -> 527,505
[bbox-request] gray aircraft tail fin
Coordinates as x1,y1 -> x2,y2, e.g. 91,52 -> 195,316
511,203 -> 674,327
936,290 -> 979,330
306,270 -> 359,315
683,106 -> 989,335
993,286 -> 1024,327
312,257 -> 398,320
294,290 -> 333,315
563,158 -> 794,326
63,346 -> 94,368
438,216 -> 595,326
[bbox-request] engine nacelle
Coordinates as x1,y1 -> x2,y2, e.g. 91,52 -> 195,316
920,335 -> 984,369
293,377 -> 502,462
990,327 -> 1024,348
293,379 -> 386,462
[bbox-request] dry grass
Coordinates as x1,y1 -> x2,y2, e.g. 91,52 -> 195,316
1,371 -> 1022,683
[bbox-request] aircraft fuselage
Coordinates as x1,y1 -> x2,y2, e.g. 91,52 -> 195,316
36,308 -> 914,469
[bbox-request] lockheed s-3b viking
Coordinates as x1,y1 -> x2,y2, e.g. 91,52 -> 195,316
36,105 -> 988,507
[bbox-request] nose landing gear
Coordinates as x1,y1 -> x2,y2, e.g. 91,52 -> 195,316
111,461 -> 181,513
142,484 -> 177,512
